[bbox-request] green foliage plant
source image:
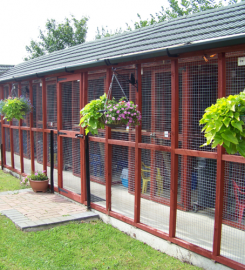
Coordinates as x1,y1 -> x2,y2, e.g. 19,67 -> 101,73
0,96 -> 32,121
200,91 -> 245,157
21,170 -> 48,185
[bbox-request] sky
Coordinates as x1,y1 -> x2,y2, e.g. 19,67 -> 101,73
0,0 -> 167,65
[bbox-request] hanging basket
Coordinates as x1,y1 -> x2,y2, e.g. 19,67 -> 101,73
99,114 -> 125,128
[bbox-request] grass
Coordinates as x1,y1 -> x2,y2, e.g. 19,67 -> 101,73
0,217 -> 201,270
0,171 -> 201,270
0,170 -> 29,192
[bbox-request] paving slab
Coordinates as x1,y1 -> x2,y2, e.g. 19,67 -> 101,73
0,189 -> 99,231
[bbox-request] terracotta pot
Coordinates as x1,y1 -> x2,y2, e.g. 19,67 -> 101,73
29,179 -> 49,193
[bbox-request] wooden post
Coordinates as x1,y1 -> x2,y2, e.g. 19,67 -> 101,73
105,68 -> 112,213
42,78 -> 47,174
0,85 -> 5,166
213,52 -> 226,257
9,83 -> 14,169
169,59 -> 179,238
29,80 -> 35,173
81,72 -> 87,203
57,80 -> 63,188
134,64 -> 142,223
18,82 -> 24,173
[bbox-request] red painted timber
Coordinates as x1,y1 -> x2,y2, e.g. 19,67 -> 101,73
29,81 -> 35,172
213,52 -> 226,257
8,83 -> 14,169
57,80 -> 63,188
89,136 -> 106,143
134,64 -> 142,223
175,148 -> 217,159
108,139 -> 135,147
169,59 -> 179,238
42,78 -> 47,174
105,68 -> 112,213
215,256 -> 245,270
90,203 -> 107,214
138,143 -> 171,152
222,154 -> 245,164
81,72 -> 87,203
0,85 -> 5,165
18,83 -> 24,173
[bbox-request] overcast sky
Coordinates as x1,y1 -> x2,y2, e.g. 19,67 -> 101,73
0,0 -> 167,65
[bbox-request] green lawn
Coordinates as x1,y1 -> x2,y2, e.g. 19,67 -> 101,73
0,170 -> 201,270
0,170 -> 29,192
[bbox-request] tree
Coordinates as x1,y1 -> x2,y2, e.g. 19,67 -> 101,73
95,26 -> 124,39
25,15 -> 88,60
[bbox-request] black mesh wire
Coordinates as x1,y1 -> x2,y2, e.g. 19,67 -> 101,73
21,82 -> 30,127
110,66 -> 136,142
62,137 -> 81,194
22,130 -> 32,175
89,141 -> 106,207
0,123 -> 1,161
88,72 -> 106,138
13,129 -> 20,171
179,55 -> 218,151
225,51 -> 245,156
111,145 -> 135,220
176,156 -> 217,251
47,83 -> 57,129
220,161 -> 245,264
140,149 -> 171,233
61,81 -> 80,131
5,128 -> 11,166
32,82 -> 43,128
141,61 -> 171,147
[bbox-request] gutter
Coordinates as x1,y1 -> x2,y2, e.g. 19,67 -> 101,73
0,33 -> 245,84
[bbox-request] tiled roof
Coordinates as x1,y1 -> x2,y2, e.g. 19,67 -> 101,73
0,2 -> 245,82
0,65 -> 14,76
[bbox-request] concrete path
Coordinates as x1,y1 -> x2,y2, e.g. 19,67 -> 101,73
0,189 -> 99,231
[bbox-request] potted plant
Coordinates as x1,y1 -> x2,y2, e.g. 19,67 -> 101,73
0,95 -> 32,121
80,93 -> 141,135
200,91 -> 245,157
21,170 -> 49,193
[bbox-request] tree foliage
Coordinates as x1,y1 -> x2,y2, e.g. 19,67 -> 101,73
25,15 -> 88,60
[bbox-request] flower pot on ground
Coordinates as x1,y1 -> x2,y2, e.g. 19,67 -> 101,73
21,170 -> 49,193
0,96 -> 32,121
80,94 -> 141,135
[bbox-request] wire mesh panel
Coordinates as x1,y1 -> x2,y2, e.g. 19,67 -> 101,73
5,128 -> 11,166
61,81 -> 80,131
176,156 -> 217,251
0,123 -> 1,162
32,81 -> 43,128
11,83 -> 19,126
179,55 -> 218,151
111,145 -> 135,219
21,82 -> 30,127
88,72 -> 106,138
140,149 -> 171,233
46,83 -> 57,129
46,133 -> 58,186
225,51 -> 245,156
110,66 -> 136,142
62,137 -> 81,194
13,129 -> 20,171
220,161 -> 245,265
34,131 -> 43,168
22,130 -> 31,175
89,141 -> 106,208
3,85 -> 9,125
141,61 -> 171,146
